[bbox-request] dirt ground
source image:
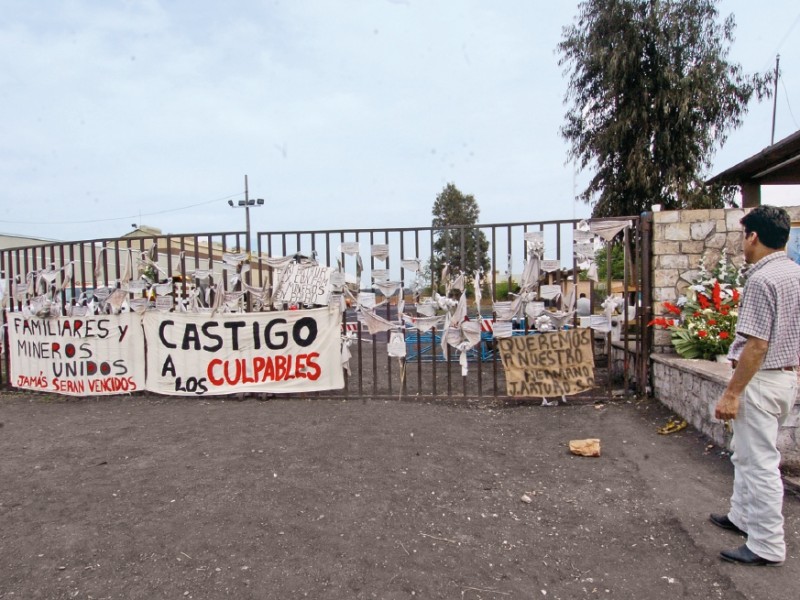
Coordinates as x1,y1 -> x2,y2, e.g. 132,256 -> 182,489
1,392 -> 798,600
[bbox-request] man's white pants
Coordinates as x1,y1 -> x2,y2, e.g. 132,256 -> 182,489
728,370 -> 797,562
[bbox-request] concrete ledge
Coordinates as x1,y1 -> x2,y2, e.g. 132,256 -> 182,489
651,354 -> 800,469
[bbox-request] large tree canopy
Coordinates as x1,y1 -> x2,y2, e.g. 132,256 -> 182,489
558,0 -> 770,217
430,183 -> 490,285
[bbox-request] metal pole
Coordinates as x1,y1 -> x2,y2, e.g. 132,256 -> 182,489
244,174 -> 251,256
771,54 -> 780,145
244,174 -> 252,311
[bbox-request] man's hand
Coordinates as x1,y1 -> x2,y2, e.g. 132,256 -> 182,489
715,390 -> 740,421
715,336 -> 767,422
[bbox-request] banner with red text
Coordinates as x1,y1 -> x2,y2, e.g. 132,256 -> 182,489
143,308 -> 344,396
8,313 -> 145,396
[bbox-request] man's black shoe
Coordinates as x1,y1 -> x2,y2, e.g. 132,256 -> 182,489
709,513 -> 746,535
720,544 -> 783,566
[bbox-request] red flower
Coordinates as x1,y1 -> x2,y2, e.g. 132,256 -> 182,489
648,317 -> 671,327
698,330 -> 708,338
708,319 -> 717,325
732,288 -> 740,303
719,332 -> 730,340
693,311 -> 700,317
719,306 -> 729,316
663,302 -> 682,315
712,281 -> 722,310
698,294 -> 710,309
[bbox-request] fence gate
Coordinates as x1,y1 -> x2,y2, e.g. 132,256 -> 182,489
1,217 -> 649,400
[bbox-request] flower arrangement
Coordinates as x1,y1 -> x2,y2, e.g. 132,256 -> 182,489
650,252 -> 742,360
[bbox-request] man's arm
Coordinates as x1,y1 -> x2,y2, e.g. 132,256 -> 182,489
714,336 -> 769,420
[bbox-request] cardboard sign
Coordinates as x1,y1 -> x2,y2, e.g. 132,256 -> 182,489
144,308 -> 344,396
274,264 -> 333,307
498,329 -> 594,397
8,313 -> 146,396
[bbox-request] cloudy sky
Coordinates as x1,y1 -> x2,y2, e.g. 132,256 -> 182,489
1,0 -> 799,242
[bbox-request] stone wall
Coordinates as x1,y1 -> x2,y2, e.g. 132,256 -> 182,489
651,205 -> 800,354
651,355 -> 800,469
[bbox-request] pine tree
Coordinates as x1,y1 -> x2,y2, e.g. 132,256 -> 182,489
430,183 -> 490,290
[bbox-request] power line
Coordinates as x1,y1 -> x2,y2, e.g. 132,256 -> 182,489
781,77 -> 799,130
0,192 -> 243,226
758,12 -> 800,72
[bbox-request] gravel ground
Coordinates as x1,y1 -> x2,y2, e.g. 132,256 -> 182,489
1,392 -> 798,599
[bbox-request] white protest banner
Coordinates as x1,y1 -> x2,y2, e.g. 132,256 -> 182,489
372,269 -> 390,282
330,271 -> 346,289
8,313 -> 145,396
539,284 -> 562,300
540,259 -> 561,273
524,231 -> 544,243
339,242 -> 360,256
144,308 -> 344,396
358,292 -> 376,309
274,263 -> 334,307
401,258 -> 420,272
498,329 -> 595,397
371,244 -> 390,261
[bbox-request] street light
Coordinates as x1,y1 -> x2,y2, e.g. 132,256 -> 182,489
228,175 -> 264,255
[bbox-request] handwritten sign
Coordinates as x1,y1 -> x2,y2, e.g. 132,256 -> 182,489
498,329 -> 594,397
540,259 -> 561,273
144,308 -> 344,396
274,263 -> 333,307
8,314 -> 146,396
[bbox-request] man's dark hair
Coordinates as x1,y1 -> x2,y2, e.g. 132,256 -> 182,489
740,205 -> 791,249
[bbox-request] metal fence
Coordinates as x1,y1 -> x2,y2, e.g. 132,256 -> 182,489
1,217 -> 648,399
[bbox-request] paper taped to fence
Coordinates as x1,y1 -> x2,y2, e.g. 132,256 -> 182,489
498,329 -> 594,397
274,263 -> 334,307
7,313 -> 146,396
144,308 -> 344,396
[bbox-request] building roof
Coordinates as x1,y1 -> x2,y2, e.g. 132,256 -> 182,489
708,129 -> 800,186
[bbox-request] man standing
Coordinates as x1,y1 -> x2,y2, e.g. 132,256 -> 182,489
711,205 -> 800,566
576,293 -> 591,317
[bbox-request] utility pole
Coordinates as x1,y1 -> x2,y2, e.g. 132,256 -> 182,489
771,54 -> 780,145
228,174 -> 264,311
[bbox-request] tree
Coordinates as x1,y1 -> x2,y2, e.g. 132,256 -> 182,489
430,183 -> 490,289
558,0 -> 770,217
